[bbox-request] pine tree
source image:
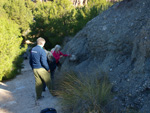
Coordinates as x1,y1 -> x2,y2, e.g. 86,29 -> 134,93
3,0 -> 33,34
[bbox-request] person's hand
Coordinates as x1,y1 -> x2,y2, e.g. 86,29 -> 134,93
48,70 -> 50,73
60,55 -> 63,58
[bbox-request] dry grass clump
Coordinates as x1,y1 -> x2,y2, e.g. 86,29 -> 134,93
56,72 -> 113,113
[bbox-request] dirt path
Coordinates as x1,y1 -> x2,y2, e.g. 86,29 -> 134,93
0,59 -> 62,113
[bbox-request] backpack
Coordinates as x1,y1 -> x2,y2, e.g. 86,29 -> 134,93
40,108 -> 57,113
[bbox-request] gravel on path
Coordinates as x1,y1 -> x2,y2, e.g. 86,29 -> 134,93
0,59 -> 62,113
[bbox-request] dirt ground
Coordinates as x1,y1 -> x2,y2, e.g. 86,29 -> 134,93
0,59 -> 62,113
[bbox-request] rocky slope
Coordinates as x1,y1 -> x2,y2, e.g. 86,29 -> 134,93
60,0 -> 150,112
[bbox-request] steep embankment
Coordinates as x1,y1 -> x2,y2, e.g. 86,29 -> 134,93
61,0 -> 150,112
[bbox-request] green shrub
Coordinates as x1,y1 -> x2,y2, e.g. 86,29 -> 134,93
56,72 -> 113,113
3,0 -> 33,34
2,55 -> 24,81
0,17 -> 26,81
29,0 -> 113,49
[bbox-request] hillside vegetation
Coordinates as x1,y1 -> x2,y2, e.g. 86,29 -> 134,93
0,0 -> 30,81
0,0 -> 113,81
28,0 -> 113,48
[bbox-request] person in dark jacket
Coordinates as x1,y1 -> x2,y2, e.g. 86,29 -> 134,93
29,37 -> 52,99
47,51 -> 57,79
43,50 -> 57,91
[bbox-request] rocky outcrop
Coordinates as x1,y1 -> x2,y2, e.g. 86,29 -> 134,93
61,0 -> 150,112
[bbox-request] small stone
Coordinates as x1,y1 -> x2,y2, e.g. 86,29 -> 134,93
110,68 -> 112,71
145,37 -> 147,40
130,23 -> 134,26
128,93 -> 132,96
102,26 -> 107,31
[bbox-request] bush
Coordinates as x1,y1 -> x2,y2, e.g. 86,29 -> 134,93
56,72 -> 113,113
29,0 -> 113,49
0,16 -> 26,81
3,0 -> 33,34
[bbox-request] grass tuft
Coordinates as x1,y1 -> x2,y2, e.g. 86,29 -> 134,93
56,72 -> 113,113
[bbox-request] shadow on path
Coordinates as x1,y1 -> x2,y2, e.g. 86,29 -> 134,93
0,59 -> 62,113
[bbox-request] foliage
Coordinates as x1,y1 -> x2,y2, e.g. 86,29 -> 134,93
0,0 -> 113,81
0,0 -> 31,81
0,1 -> 8,18
56,72 -> 113,113
3,0 -> 33,35
25,0 -> 36,11
0,16 -> 26,81
29,0 -> 113,49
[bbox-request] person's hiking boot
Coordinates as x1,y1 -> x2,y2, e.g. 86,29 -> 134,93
37,96 -> 44,100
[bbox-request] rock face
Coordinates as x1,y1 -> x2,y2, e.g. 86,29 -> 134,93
60,0 -> 150,112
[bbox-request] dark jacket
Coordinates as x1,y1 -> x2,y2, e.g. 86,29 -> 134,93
29,45 -> 50,71
48,57 -> 56,71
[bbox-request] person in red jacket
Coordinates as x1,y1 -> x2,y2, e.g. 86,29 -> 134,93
51,45 -> 71,70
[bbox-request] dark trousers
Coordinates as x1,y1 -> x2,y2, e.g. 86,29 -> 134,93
56,61 -> 61,71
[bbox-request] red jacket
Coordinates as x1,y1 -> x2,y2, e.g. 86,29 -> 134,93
52,51 -> 69,63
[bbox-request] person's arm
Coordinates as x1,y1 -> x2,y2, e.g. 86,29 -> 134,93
53,51 -> 60,61
29,52 -> 33,70
41,50 -> 50,71
59,51 -> 71,57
